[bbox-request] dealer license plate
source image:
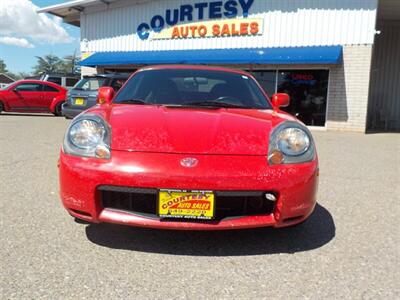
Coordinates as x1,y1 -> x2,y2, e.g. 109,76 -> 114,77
158,190 -> 215,220
74,98 -> 85,105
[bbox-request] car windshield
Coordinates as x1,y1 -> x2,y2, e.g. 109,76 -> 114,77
73,77 -> 107,91
114,69 -> 271,109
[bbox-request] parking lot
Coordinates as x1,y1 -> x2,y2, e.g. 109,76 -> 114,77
0,113 -> 399,299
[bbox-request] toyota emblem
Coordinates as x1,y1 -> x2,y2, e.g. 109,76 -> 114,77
180,157 -> 198,168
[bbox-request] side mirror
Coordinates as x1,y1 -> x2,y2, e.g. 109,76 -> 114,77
97,87 -> 114,105
271,93 -> 290,109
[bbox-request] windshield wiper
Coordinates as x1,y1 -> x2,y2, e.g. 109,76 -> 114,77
183,100 -> 248,108
117,99 -> 147,104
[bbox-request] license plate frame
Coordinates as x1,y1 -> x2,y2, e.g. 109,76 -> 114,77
74,98 -> 85,106
158,189 -> 215,220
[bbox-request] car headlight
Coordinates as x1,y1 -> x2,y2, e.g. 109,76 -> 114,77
268,121 -> 315,165
63,114 -> 111,159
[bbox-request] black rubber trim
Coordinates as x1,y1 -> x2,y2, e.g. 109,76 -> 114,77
97,185 -> 158,194
104,208 -> 160,220
97,185 -> 268,196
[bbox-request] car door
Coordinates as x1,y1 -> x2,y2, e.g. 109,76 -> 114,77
11,83 -> 43,111
3,83 -> 24,109
41,83 -> 62,110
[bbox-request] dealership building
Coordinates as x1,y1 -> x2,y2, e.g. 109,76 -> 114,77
39,0 -> 399,132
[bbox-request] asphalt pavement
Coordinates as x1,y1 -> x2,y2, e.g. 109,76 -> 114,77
0,113 -> 399,299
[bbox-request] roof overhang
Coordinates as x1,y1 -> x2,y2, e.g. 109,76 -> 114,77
37,0 -> 152,26
37,0 -> 115,26
79,46 -> 343,67
0,73 -> 16,83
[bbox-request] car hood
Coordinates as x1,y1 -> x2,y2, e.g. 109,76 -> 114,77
96,105 -> 292,155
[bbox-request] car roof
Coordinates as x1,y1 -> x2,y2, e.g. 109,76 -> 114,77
42,73 -> 80,78
13,79 -> 66,90
137,65 -> 251,76
83,73 -> 130,79
17,79 -> 48,84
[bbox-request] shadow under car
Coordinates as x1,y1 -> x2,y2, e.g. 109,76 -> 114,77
83,203 -> 335,256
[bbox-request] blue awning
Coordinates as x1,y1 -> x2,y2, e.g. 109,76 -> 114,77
80,46 -> 342,67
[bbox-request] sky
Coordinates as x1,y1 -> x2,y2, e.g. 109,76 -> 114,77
0,0 -> 80,74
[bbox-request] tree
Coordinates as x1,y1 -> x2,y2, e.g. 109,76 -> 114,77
63,50 -> 80,74
33,54 -> 65,74
0,59 -> 21,79
0,58 -> 31,79
0,58 -> 8,73
32,53 -> 81,75
15,72 -> 32,80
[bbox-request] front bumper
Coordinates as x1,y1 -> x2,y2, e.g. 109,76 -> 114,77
59,150 -> 318,230
61,103 -> 84,118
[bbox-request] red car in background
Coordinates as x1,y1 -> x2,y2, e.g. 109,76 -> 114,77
0,80 -> 67,116
59,65 -> 319,230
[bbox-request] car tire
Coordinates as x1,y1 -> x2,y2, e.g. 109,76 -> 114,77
0,101 -> 3,114
54,102 -> 63,116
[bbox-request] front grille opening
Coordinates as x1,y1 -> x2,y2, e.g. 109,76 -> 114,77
100,189 -> 157,215
70,209 -> 92,218
99,186 -> 275,221
215,193 -> 275,219
283,215 -> 304,223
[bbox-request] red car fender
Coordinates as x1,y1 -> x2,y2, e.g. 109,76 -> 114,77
0,92 -> 10,111
50,94 -> 66,113
0,99 -> 7,111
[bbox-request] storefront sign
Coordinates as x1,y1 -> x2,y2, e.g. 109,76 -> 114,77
290,73 -> 317,85
137,0 -> 255,40
152,18 -> 262,40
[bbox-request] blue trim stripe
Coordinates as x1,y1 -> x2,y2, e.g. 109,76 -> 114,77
79,46 -> 342,66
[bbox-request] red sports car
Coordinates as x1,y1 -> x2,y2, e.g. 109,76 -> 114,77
0,80 -> 67,116
59,65 -> 318,230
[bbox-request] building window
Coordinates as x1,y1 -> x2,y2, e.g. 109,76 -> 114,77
277,70 -> 329,126
249,69 -> 329,126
